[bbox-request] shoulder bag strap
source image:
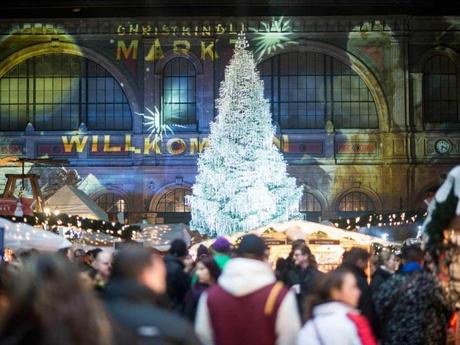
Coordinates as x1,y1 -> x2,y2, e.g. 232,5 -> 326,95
264,281 -> 284,316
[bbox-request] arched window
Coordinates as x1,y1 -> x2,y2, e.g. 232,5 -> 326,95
156,187 -> 191,213
0,53 -> 132,131
95,193 -> 127,222
163,58 -> 196,126
423,55 -> 458,123
299,192 -> 322,221
155,187 -> 192,224
337,191 -> 375,216
259,52 -> 378,129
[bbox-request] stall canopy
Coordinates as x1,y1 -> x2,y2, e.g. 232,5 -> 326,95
252,220 -> 398,246
0,217 -> 71,252
133,223 -> 191,252
45,185 -> 108,221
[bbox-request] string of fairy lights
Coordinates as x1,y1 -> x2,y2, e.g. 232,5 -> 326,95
331,209 -> 427,231
2,208 -> 427,248
2,212 -> 139,246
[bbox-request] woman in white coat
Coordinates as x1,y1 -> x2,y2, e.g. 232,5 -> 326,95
297,268 -> 377,345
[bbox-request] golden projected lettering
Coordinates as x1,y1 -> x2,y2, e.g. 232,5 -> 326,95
189,138 -> 209,155
144,38 -> 164,61
62,136 -> 88,153
144,136 -> 162,154
116,39 -> 139,60
103,135 -> 122,152
115,22 -> 246,37
201,41 -> 218,61
125,134 -> 142,154
166,138 -> 187,155
60,135 -> 293,156
173,40 -> 191,55
119,38 -> 217,61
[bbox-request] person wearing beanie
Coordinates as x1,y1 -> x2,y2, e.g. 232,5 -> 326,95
195,234 -> 301,345
210,237 -> 232,270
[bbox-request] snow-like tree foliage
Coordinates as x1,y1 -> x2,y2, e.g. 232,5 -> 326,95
189,33 -> 302,237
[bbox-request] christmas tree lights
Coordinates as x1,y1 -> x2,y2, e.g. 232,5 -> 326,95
189,33 -> 302,237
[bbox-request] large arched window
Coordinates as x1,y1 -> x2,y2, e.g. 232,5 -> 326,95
337,191 -> 375,217
259,52 -> 378,129
299,192 -> 322,221
155,187 -> 192,224
163,58 -> 196,126
0,53 -> 132,131
95,192 -> 127,222
423,55 -> 458,123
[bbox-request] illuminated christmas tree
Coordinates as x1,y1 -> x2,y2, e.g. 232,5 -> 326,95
189,33 -> 302,237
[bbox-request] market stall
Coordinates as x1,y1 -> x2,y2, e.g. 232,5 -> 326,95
0,217 -> 71,252
252,220 -> 398,271
45,185 -> 108,221
132,222 -> 191,252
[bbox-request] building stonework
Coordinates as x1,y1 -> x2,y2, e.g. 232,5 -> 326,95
0,15 -> 459,224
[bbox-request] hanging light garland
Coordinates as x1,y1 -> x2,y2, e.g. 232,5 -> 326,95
2,212 -> 139,242
331,209 -> 427,231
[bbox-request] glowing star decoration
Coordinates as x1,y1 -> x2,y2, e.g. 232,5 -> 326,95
250,17 -> 298,61
136,106 -> 174,141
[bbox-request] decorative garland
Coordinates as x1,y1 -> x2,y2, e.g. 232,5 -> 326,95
2,213 -> 138,241
330,209 -> 427,231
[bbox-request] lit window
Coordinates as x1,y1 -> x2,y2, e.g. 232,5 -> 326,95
162,58 -> 196,126
0,54 -> 132,131
156,188 -> 192,213
338,192 -> 374,215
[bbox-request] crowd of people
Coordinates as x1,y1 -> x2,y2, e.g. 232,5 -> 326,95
0,233 -> 454,345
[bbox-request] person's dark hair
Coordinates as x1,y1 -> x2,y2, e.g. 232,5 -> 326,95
401,244 -> 424,263
342,247 -> 370,265
289,239 -> 306,256
0,254 -> 112,345
197,256 -> 221,283
110,245 -> 157,281
88,248 -> 103,260
169,239 -> 188,258
293,244 -> 318,269
304,268 -> 352,321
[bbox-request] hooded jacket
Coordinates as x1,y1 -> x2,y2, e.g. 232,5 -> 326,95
195,257 -> 300,345
297,302 -> 374,345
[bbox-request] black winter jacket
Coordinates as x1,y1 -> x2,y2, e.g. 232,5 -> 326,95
104,280 -> 201,345
164,254 -> 191,314
370,266 -> 392,295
